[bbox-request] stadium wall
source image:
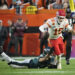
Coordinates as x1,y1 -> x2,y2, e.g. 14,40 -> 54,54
0,9 -> 66,56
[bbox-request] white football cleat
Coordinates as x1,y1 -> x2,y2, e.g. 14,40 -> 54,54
57,63 -> 62,69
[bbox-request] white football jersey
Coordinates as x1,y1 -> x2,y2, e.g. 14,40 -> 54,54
45,17 -> 72,39
39,23 -> 48,32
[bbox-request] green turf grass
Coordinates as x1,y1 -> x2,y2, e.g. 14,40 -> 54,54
0,58 -> 75,75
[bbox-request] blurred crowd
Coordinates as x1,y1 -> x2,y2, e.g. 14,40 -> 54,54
0,0 -> 74,15
0,0 -> 70,9
0,0 -> 72,15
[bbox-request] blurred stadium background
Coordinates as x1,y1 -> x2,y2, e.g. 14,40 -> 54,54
0,0 -> 75,75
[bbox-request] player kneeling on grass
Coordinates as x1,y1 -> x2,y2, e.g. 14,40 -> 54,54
0,46 -> 57,69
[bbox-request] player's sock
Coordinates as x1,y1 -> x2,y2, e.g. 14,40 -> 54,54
57,55 -> 62,69
1,52 -> 12,63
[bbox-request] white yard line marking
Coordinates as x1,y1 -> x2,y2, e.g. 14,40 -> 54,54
11,57 -> 75,60
2,71 -> 75,74
0,57 -> 75,60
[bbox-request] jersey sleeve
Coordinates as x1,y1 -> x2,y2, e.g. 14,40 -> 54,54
39,24 -> 48,32
39,19 -> 52,32
46,19 -> 52,28
64,19 -> 72,31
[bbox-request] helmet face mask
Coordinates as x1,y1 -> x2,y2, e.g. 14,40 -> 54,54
57,16 -> 65,23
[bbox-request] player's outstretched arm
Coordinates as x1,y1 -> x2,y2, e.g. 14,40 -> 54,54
39,54 -> 49,62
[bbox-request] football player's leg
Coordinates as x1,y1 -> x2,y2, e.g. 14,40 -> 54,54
59,43 -> 64,56
50,39 -> 62,69
53,44 -> 61,55
0,48 -> 31,68
0,46 -> 14,63
53,45 -> 62,69
50,39 -> 61,55
1,52 -> 13,63
8,59 -> 31,68
59,37 -> 65,55
56,37 -> 65,69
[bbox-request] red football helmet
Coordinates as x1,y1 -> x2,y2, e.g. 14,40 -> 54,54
56,10 -> 66,18
56,10 -> 66,23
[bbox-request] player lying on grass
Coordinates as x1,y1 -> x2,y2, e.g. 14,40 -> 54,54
0,46 -> 57,69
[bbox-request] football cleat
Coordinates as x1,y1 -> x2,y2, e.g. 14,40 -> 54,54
66,60 -> 70,65
57,63 -> 62,69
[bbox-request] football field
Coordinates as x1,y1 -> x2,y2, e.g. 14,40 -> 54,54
0,58 -> 75,75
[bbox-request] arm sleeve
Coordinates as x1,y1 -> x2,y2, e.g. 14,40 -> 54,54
39,24 -> 48,32
66,25 -> 72,31
46,19 -> 52,28
39,19 -> 52,32
64,19 -> 72,31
